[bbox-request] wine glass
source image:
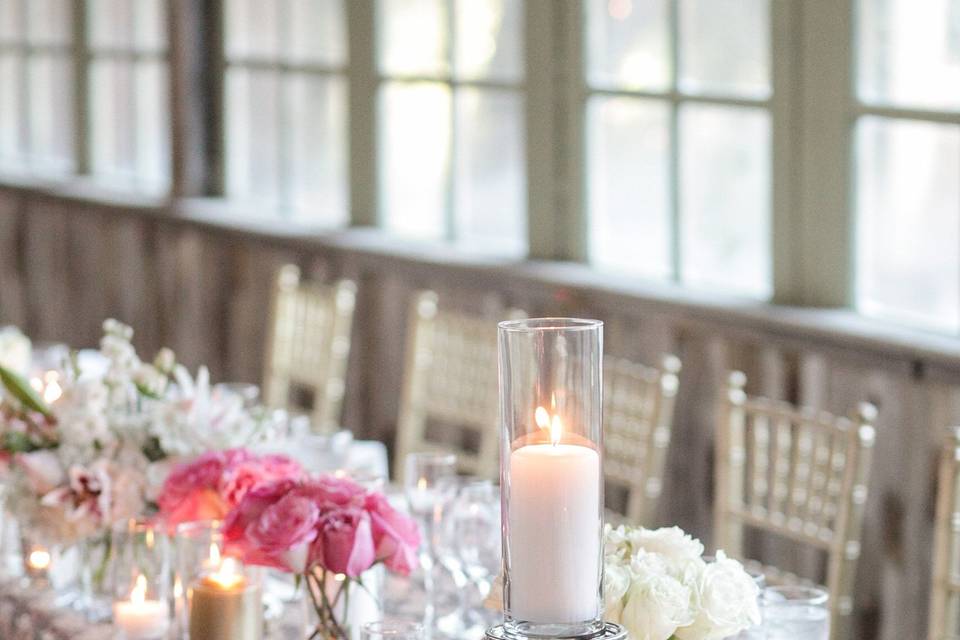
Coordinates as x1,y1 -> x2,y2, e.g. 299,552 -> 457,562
361,620 -> 424,639
452,481 -> 501,638
403,452 -> 458,635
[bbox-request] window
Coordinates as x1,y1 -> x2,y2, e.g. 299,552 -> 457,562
585,0 -> 772,299
854,0 -> 960,332
87,0 -> 170,192
377,0 -> 527,254
0,0 -> 75,174
223,0 -> 349,225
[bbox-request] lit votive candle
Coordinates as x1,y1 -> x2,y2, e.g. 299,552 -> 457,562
25,545 -> 51,580
188,553 -> 262,640
113,575 -> 170,640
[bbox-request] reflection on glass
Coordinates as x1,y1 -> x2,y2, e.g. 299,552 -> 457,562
587,96 -> 671,278
287,0 -> 347,66
858,0 -> 960,110
454,0 -> 522,82
225,68 -> 283,208
679,0 -> 770,98
287,74 -> 349,226
454,89 -> 526,254
380,82 -> 451,240
28,55 -> 74,174
679,104 -> 771,298
380,0 -> 449,77
856,117 -> 960,332
586,0 -> 670,91
225,0 -> 280,60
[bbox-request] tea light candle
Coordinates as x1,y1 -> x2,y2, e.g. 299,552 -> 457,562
113,575 -> 170,640
188,550 -> 262,640
25,545 -> 51,580
507,408 -> 601,624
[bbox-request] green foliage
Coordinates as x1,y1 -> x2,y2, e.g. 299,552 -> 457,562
0,365 -> 51,416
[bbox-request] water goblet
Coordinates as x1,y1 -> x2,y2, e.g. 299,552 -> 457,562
760,585 -> 829,640
403,452 -> 458,634
361,620 -> 424,639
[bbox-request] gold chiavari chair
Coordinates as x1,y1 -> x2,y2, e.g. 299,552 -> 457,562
714,371 -> 877,640
395,291 -> 524,480
262,264 -> 357,434
929,426 -> 960,640
603,354 -> 682,525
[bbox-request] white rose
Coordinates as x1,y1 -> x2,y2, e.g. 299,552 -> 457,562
153,348 -> 176,374
0,326 -> 31,375
620,569 -> 695,640
675,551 -> 761,640
630,526 -> 705,566
603,561 -> 632,623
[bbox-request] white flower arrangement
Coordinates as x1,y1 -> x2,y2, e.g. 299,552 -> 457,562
603,524 -> 761,640
0,319 -> 274,545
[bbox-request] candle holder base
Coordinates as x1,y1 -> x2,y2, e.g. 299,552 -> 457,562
484,622 -> 628,640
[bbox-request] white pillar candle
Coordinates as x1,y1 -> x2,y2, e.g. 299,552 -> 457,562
508,442 -> 601,623
113,575 -> 170,640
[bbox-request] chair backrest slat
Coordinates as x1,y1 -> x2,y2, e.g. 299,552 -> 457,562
262,265 -> 357,433
715,371 -> 876,640
930,427 -> 960,640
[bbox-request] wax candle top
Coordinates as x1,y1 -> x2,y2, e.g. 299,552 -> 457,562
203,556 -> 246,591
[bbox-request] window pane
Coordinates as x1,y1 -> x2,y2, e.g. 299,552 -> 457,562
0,54 -> 21,162
0,0 -> 23,43
286,74 -> 348,225
90,60 -> 137,178
380,82 -> 451,239
135,0 -> 167,52
454,89 -> 525,254
586,0 -> 670,91
225,68 -> 282,208
28,54 -> 73,173
679,0 -> 770,99
856,117 -> 960,332
680,104 -> 770,298
225,0 -> 279,60
454,0 -> 522,83
286,0 -> 346,67
379,0 -> 449,77
857,0 -> 960,110
587,96 -> 671,278
26,0 -> 70,46
89,0 -> 134,50
135,60 -> 169,190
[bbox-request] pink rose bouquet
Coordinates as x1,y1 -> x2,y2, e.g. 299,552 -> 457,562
157,448 -> 305,527
223,475 -> 420,640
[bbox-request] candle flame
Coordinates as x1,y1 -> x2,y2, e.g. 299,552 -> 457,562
42,372 -> 62,403
209,543 -> 221,566
417,477 -> 427,491
535,406 -> 563,446
29,377 -> 43,392
131,574 -> 147,604
28,549 -> 51,570
209,557 -> 245,590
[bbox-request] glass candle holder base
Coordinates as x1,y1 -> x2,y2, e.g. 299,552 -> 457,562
485,622 -> 628,640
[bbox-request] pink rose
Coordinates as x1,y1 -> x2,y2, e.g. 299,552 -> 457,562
223,478 -> 300,541
312,507 -> 376,577
293,476 -> 366,510
16,450 -> 65,495
218,455 -> 303,507
245,494 -> 320,573
158,451 -> 227,514
365,493 -> 421,575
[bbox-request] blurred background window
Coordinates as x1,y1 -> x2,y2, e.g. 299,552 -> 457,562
224,0 -> 349,226
378,0 -> 527,255
854,0 -> 960,333
0,0 -> 75,175
586,0 -> 772,299
88,0 -> 170,193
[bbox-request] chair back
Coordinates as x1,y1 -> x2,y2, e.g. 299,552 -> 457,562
395,291 -> 524,480
714,371 -> 877,640
603,354 -> 681,525
930,426 -> 960,640
262,264 -> 357,433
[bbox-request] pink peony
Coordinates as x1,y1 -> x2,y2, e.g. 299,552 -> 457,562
312,507 -> 376,578
365,493 -> 421,575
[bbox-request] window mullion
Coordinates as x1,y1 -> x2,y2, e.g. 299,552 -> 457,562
346,0 -> 377,227
445,0 -> 457,242
73,0 -> 89,175
796,0 -> 855,307
669,0 -> 681,283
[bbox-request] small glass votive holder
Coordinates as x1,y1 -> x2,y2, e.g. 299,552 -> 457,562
110,519 -> 172,640
175,520 -> 263,640
760,585 -> 829,640
360,620 -> 424,640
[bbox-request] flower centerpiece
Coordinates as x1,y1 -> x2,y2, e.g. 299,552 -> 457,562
158,453 -> 420,640
602,524 -> 761,640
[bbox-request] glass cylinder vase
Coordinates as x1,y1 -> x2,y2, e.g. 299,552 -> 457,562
497,318 -> 604,639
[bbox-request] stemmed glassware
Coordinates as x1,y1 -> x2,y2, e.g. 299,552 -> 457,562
361,620 -> 424,640
437,479 -> 501,639
759,585 -> 829,640
403,452 -> 458,636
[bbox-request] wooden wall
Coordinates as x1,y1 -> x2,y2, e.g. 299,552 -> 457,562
1,184 -> 957,639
